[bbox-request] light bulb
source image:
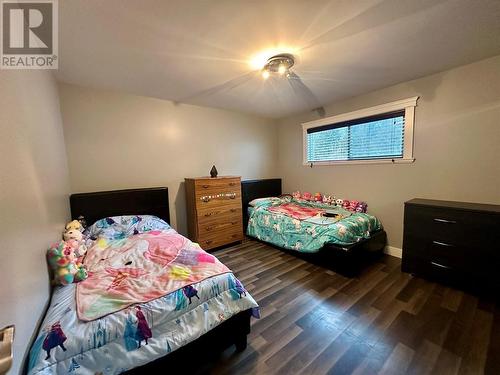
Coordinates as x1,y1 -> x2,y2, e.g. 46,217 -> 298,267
262,70 -> 270,80
278,64 -> 286,75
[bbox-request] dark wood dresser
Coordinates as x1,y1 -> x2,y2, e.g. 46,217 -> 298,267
185,176 -> 243,251
402,198 -> 500,287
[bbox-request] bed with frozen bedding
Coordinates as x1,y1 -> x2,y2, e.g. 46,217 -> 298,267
246,197 -> 382,253
28,188 -> 258,375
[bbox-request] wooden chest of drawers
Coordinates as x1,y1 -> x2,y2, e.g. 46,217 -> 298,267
402,198 -> 500,287
185,176 -> 243,251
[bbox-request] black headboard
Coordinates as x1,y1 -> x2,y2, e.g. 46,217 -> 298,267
70,187 -> 170,226
241,178 -> 282,229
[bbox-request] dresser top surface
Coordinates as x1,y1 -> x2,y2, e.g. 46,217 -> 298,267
185,176 -> 241,181
405,198 -> 500,214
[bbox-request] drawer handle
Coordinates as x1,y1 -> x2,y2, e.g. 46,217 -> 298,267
433,218 -> 457,224
229,194 -> 236,199
204,211 -> 218,217
229,182 -> 236,186
432,240 -> 454,247
205,240 -> 213,245
202,184 -> 209,189
430,261 -> 451,269
230,208 -> 237,213
231,221 -> 238,225
231,234 -> 238,238
202,197 -> 210,203
205,226 -> 214,231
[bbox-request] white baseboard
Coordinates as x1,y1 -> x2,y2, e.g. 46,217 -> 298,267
384,246 -> 402,258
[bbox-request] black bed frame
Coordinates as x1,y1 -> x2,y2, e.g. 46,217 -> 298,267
69,187 -> 252,373
241,178 -> 387,276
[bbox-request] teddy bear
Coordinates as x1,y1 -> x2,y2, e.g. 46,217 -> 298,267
47,241 -> 88,285
313,192 -> 322,202
335,198 -> 343,207
65,219 -> 83,232
292,191 -> 301,200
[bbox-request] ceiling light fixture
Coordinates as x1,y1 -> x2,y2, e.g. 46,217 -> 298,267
261,53 -> 295,79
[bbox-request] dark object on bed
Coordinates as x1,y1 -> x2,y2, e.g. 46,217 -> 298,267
124,309 -> 251,374
241,178 -> 282,229
242,178 -> 386,277
402,198 -> 500,289
68,187 -> 251,371
70,187 -> 170,226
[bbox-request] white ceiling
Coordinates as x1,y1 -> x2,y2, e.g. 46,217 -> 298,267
57,0 -> 500,118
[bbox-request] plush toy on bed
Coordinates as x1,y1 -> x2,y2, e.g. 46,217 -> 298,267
322,195 -> 333,205
301,192 -> 312,201
292,191 -> 301,200
63,227 -> 87,258
348,200 -> 359,212
356,202 -> 368,213
47,241 -> 88,285
65,219 -> 83,232
313,192 -> 322,202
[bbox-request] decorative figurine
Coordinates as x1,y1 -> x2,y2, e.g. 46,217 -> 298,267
210,165 -> 218,178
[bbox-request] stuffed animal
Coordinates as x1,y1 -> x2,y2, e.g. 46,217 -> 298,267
47,241 -> 88,285
301,192 -> 312,201
313,192 -> 322,202
322,195 -> 333,205
63,229 -> 87,258
349,200 -> 359,212
342,200 -> 350,210
292,191 -> 301,200
356,202 -> 368,213
335,198 -> 343,207
65,220 -> 83,232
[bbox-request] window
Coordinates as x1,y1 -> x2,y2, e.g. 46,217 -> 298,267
303,97 -> 418,165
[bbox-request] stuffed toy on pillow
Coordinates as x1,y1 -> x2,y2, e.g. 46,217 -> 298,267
65,219 -> 83,232
63,224 -> 87,258
47,240 -> 88,285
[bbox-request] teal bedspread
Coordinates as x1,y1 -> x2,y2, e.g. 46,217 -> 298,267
246,198 -> 381,253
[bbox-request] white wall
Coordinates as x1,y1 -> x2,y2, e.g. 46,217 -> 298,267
58,83 -> 279,235
278,55 -> 500,249
0,71 -> 71,374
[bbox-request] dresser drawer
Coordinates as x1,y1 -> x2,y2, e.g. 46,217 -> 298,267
195,193 -> 241,210
403,234 -> 469,270
198,206 -> 242,226
197,217 -> 242,236
197,225 -> 243,250
404,206 -> 497,247
194,177 -> 240,196
402,254 -> 463,282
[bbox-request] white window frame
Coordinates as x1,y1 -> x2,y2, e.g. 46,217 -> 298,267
302,96 -> 419,166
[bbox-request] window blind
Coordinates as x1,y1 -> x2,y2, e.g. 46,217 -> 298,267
306,110 -> 405,162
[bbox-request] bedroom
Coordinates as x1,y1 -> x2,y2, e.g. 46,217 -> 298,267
1,0 -> 499,374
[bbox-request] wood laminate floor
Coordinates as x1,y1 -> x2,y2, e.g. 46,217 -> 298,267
198,240 -> 499,374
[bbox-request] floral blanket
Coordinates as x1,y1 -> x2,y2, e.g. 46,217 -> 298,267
268,202 -> 324,220
247,198 -> 381,253
77,229 -> 230,321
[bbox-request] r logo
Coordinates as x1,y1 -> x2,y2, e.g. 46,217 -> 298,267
2,1 -> 52,54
